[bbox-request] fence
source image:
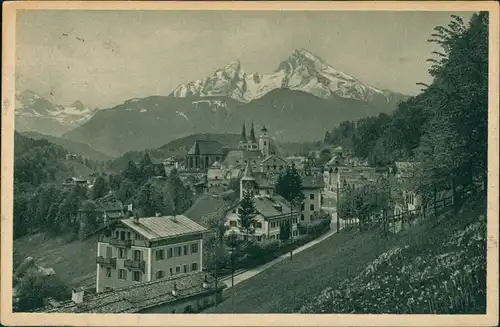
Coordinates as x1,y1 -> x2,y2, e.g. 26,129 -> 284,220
339,183 -> 485,234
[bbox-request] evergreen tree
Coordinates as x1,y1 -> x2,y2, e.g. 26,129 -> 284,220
237,189 -> 258,240
118,178 -> 135,204
275,163 -> 305,258
91,176 -> 108,200
163,168 -> 193,216
79,200 -> 98,239
279,220 -> 291,241
123,160 -> 139,183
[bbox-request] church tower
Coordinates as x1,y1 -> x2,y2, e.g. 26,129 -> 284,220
238,123 -> 248,150
248,122 -> 258,151
240,162 -> 256,199
259,124 -> 270,157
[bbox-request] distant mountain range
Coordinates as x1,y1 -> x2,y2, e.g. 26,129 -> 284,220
18,48 -> 410,156
171,48 -> 407,108
15,89 -> 97,137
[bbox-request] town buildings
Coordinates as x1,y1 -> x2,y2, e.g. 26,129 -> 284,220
95,215 -> 207,293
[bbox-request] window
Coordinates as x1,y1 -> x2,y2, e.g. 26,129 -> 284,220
191,243 -> 199,254
118,248 -> 127,259
310,193 -> 315,200
257,236 -> 262,242
293,218 -> 298,224
183,264 -> 188,273
229,221 -> 237,228
120,231 -> 125,240
106,246 -> 112,258
263,141 -> 267,146
105,268 -> 112,278
156,249 -> 165,261
191,262 -> 198,272
301,214 -> 304,221
133,250 -> 142,261
118,269 -> 127,280
310,204 -> 315,211
156,270 -> 165,279
255,222 -> 262,229
169,268 -> 173,276
310,214 -> 314,221
301,203 -> 305,211
115,231 -> 119,239
183,245 -> 189,256
273,165 -> 277,170
175,266 -> 181,274
167,248 -> 173,258
232,209 -> 236,214
127,232 -> 131,240
134,233 -> 139,240
133,271 -> 142,282
175,247 -> 182,257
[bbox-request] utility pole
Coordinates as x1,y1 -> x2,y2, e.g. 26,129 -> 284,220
214,229 -> 218,307
336,168 -> 340,233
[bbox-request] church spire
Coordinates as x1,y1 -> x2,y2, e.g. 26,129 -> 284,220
240,123 -> 247,143
249,122 -> 257,142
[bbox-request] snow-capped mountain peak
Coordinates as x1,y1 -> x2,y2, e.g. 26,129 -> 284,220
170,48 -> 405,105
15,89 -> 97,136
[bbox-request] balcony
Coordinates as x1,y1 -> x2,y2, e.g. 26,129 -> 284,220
108,238 -> 132,248
96,256 -> 117,268
124,259 -> 145,272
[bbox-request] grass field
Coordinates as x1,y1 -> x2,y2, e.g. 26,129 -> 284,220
205,197 -> 486,313
14,233 -> 98,289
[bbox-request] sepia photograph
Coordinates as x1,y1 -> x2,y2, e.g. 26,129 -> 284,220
1,1 -> 498,326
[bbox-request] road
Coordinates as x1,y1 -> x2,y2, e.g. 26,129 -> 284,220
218,205 -> 344,290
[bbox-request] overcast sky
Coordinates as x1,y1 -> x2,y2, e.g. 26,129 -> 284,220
16,10 -> 473,108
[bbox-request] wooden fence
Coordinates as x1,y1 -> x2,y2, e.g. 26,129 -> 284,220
339,183 -> 485,234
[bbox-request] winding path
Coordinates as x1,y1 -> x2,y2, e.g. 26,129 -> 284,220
219,207 -> 345,289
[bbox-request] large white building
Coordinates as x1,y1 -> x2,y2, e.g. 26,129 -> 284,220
96,215 -> 207,293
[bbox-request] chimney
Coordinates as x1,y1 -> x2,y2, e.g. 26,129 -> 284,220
72,288 -> 84,304
202,274 -> 210,289
133,213 -> 139,224
172,282 -> 178,296
273,203 -> 282,212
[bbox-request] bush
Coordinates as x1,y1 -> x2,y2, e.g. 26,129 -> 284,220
15,268 -> 70,312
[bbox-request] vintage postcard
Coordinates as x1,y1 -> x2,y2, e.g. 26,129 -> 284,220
1,1 -> 499,326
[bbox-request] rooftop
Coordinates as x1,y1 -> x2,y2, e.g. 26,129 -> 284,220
254,196 -> 293,219
184,194 -> 231,225
187,140 -> 224,156
121,215 -> 207,241
41,272 -> 222,313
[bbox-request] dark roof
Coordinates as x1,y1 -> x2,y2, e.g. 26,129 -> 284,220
184,194 -> 228,225
121,215 -> 207,240
261,155 -> 287,165
222,149 -> 262,167
253,196 -> 293,219
302,175 -> 324,189
187,140 -> 224,155
41,272 -> 222,313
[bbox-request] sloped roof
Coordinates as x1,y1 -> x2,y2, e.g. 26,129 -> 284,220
261,155 -> 287,165
302,175 -> 325,189
121,215 -> 207,240
241,162 -> 255,181
187,140 -> 224,155
222,149 -> 262,167
184,194 -> 228,225
253,196 -> 292,219
41,272 -> 222,313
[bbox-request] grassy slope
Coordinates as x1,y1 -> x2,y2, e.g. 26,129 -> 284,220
14,233 -> 98,289
206,197 -> 486,313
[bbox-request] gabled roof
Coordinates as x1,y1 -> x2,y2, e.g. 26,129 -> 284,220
184,194 -> 230,225
187,140 -> 224,155
241,162 -> 255,181
261,155 -> 287,165
121,215 -> 207,240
